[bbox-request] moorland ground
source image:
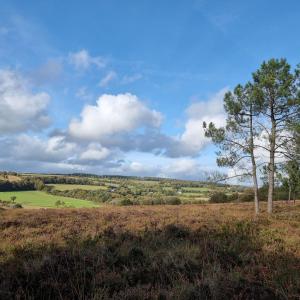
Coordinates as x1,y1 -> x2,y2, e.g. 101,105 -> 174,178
0,201 -> 299,299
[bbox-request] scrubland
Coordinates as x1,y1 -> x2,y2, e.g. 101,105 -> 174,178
0,201 -> 299,299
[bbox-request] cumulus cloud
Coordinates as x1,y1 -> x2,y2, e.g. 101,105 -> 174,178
69,93 -> 163,140
0,134 -> 113,166
99,71 -> 117,87
0,83 -> 229,178
0,69 -> 50,133
8,135 -> 77,162
165,88 -> 228,157
80,143 -> 110,161
68,49 -> 106,70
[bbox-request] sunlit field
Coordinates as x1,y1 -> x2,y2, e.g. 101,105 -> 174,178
0,191 -> 100,208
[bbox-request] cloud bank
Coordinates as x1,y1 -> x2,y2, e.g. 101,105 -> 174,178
0,66 -> 226,179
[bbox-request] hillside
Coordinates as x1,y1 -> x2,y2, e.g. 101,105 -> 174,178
0,201 -> 299,299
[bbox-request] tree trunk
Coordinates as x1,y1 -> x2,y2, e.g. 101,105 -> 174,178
267,100 -> 276,214
252,165 -> 259,214
288,182 -> 291,204
249,108 -> 259,215
267,146 -> 275,213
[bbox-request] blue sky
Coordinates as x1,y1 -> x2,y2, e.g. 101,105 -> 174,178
0,0 -> 299,179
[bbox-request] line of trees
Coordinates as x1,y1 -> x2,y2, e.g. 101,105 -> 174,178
204,58 -> 300,214
0,179 -> 36,192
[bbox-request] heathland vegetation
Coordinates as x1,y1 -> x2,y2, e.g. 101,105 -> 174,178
0,58 -> 299,299
0,202 -> 299,299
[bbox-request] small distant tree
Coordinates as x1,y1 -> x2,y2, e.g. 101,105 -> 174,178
55,200 -> 62,207
279,122 -> 300,203
281,160 -> 300,204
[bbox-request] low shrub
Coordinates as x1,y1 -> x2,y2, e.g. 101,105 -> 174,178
209,192 -> 229,203
164,196 -> 181,205
228,192 -> 239,201
119,198 -> 134,206
11,203 -> 23,209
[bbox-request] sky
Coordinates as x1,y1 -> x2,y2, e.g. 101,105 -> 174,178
0,0 -> 300,180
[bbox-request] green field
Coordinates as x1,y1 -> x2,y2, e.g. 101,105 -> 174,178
181,187 -> 211,192
0,191 -> 99,208
48,184 -> 107,191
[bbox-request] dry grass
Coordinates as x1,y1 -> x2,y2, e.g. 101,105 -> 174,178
1,201 -> 299,249
0,201 -> 299,299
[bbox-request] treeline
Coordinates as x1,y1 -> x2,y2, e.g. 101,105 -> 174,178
0,179 -> 36,192
29,176 -> 101,186
48,188 -> 112,203
209,186 -> 298,204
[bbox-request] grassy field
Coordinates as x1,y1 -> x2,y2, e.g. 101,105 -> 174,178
181,186 -> 211,192
48,183 -> 108,191
0,191 -> 99,208
0,201 -> 299,299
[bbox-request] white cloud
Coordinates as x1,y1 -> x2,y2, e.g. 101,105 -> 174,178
0,69 -> 50,133
68,49 -> 106,70
99,71 -> 117,87
165,88 -> 228,157
80,143 -> 110,161
69,93 -> 163,140
160,158 -> 202,179
0,134 -> 112,166
10,135 -> 77,162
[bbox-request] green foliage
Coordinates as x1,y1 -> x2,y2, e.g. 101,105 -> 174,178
165,196 -> 181,205
227,192 -> 239,201
238,189 -> 254,202
55,200 -> 65,207
0,179 -> 35,192
209,192 -> 229,203
119,198 -> 134,206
